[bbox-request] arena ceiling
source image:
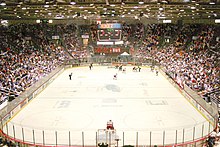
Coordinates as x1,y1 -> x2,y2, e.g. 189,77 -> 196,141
0,0 -> 220,23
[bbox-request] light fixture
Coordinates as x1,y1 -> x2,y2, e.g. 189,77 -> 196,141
215,19 -> 220,23
209,2 -> 215,4
70,1 -> 76,5
163,20 -> 171,23
0,1 -> 6,6
139,1 -> 144,4
159,7 -> 164,11
44,5 -> 49,8
36,20 -> 41,23
1,20 -> 8,24
48,20 -> 53,23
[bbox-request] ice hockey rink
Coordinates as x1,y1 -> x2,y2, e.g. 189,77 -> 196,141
4,66 -> 213,146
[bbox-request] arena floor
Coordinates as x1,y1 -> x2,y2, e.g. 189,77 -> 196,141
4,66 -> 212,146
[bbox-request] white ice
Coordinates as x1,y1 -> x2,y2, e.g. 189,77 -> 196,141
4,66 -> 212,146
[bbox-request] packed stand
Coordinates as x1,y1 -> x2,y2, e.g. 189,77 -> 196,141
135,24 -> 178,59
151,25 -> 219,103
122,22 -> 132,41
0,23 -> 80,107
63,30 -> 87,60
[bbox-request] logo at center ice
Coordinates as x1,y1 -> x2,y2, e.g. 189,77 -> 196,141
105,84 -> 121,92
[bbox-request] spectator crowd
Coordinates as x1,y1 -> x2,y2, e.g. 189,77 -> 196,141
0,22 -> 219,146
0,23 -> 83,105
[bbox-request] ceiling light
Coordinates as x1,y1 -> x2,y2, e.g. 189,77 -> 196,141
215,19 -> 220,23
48,20 -> 53,23
163,20 -> 171,23
191,6 -> 196,9
110,4 -> 115,7
161,0 -> 168,3
44,5 -> 49,8
0,2 -> 6,6
139,1 -> 144,4
209,2 -> 215,4
36,20 -> 41,23
1,20 -> 8,24
55,15 -> 64,19
70,1 -> 76,5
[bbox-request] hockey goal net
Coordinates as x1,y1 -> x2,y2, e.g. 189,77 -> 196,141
97,129 -> 118,147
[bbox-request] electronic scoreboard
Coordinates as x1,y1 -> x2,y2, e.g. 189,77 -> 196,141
97,23 -> 122,41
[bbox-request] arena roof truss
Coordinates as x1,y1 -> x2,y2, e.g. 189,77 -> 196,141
0,0 -> 220,24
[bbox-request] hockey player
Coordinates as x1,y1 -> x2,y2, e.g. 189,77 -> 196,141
113,73 -> 117,80
106,120 -> 114,130
156,69 -> 158,76
69,73 -> 72,80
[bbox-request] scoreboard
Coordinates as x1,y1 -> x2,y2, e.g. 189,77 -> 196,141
97,23 -> 122,41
